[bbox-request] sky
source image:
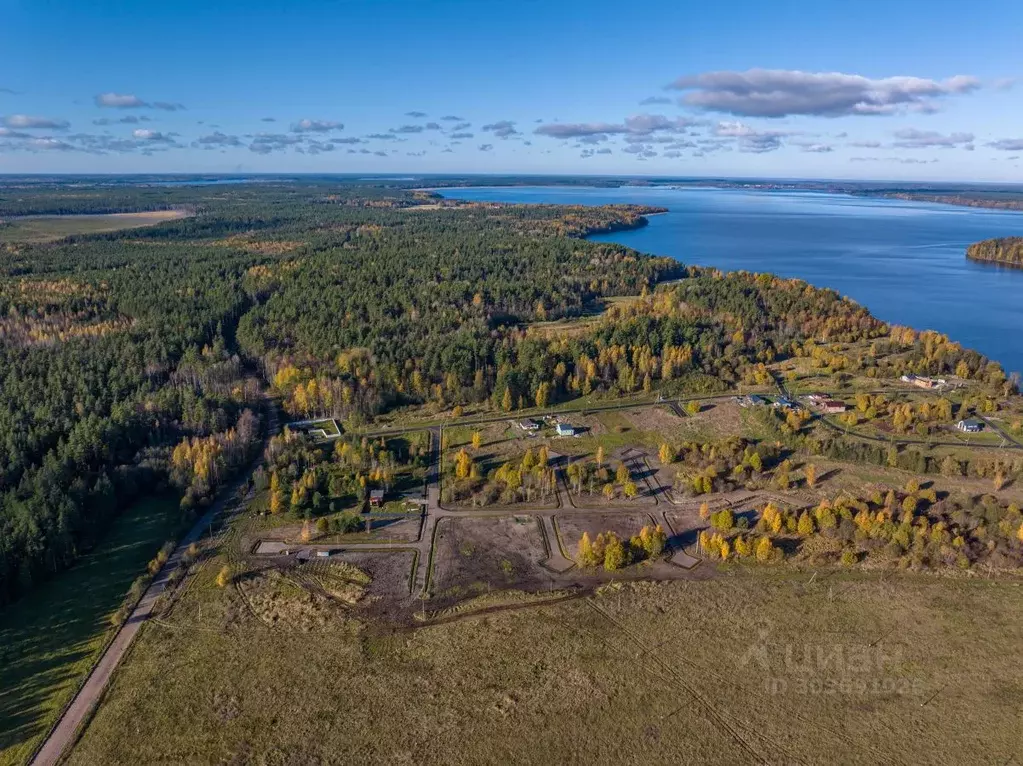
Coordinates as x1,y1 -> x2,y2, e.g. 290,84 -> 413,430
2,0 -> 1023,180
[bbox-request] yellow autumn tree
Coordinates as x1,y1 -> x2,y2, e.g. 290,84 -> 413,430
216,565 -> 232,588
603,533 -> 627,571
797,512 -> 814,536
454,448 -> 473,479
535,381 -> 551,409
734,535 -> 752,558
755,536 -> 776,563
804,463 -> 817,489
579,532 -> 598,566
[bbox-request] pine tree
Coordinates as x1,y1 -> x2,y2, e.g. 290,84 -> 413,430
501,387 -> 513,412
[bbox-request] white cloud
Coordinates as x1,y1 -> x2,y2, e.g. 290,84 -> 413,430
292,119 -> 344,132
95,93 -> 148,108
668,69 -> 981,117
3,114 -> 70,130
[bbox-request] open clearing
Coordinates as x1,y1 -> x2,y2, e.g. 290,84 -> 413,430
0,496 -> 179,766
0,210 -> 191,243
64,571 -> 1023,765
431,516 -> 548,597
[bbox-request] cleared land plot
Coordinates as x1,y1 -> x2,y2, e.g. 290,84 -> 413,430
0,496 -> 179,766
251,514 -> 422,548
672,399 -> 743,442
557,512 -> 658,563
562,448 -> 658,508
329,550 -> 416,603
442,421 -> 558,509
0,210 -> 192,243
65,572 -> 1023,766
431,516 -> 547,597
550,410 -> 660,456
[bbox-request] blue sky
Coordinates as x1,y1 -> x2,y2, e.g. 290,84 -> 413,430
2,0 -> 1023,179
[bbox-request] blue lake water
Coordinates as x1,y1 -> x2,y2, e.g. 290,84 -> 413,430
441,186 -> 1023,376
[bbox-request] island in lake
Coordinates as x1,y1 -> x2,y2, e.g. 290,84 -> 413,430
967,236 -> 1023,267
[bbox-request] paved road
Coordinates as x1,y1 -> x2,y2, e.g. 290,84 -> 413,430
31,407 -> 279,766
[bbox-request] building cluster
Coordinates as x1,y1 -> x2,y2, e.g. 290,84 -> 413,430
805,392 -> 848,414
900,374 -> 948,390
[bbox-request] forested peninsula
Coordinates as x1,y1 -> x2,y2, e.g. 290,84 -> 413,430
966,236 -> 1023,266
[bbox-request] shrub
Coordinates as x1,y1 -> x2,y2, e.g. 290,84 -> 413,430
216,565 -> 232,588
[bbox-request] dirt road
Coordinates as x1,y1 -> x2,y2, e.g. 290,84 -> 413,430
31,407 -> 278,766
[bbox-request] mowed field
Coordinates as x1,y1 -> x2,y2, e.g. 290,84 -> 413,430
0,210 -> 191,243
0,496 -> 180,766
65,566 -> 1023,765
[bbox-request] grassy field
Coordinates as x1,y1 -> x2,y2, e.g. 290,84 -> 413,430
0,211 -> 190,243
0,495 -> 181,766
65,564 -> 1023,765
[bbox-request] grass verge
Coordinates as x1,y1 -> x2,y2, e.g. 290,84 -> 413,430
0,495 -> 180,766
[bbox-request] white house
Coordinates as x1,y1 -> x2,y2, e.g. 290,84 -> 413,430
555,423 -> 576,437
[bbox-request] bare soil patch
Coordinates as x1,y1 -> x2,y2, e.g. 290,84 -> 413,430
431,516 -> 548,597
626,404 -> 686,437
336,550 -> 416,603
674,400 -> 743,441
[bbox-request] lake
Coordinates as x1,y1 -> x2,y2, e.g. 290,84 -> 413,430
441,186 -> 1023,377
